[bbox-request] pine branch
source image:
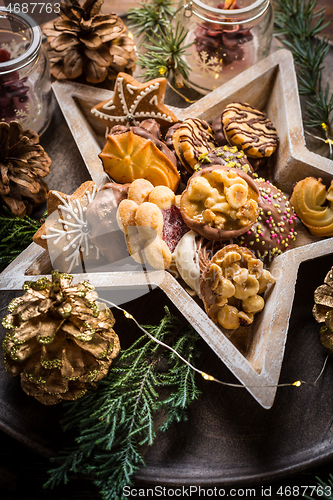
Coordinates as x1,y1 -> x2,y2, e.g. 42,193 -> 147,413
45,307 -> 200,500
274,0 -> 333,150
0,206 -> 44,272
128,0 -> 191,88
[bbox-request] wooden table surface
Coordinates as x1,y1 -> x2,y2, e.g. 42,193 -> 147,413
1,1 -> 333,500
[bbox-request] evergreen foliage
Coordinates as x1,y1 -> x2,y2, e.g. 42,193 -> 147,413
44,307 -> 200,500
128,0 -> 191,87
0,207 -> 43,272
274,0 -> 333,144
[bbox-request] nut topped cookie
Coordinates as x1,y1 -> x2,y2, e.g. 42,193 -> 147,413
180,165 -> 259,240
166,118 -> 218,174
220,102 -> 279,159
200,244 -> 276,330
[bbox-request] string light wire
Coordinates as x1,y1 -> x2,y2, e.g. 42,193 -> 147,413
101,297 -> 329,390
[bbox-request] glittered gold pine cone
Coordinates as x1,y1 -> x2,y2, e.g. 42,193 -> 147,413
42,0 -> 136,85
2,271 -> 120,405
313,266 -> 333,351
0,121 -> 51,217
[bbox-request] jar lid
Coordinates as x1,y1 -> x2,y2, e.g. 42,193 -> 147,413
187,0 -> 270,25
0,7 -> 42,75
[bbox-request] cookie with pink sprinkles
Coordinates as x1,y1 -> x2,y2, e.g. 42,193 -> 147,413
237,178 -> 297,261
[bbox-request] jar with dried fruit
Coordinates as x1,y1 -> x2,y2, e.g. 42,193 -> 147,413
177,0 -> 274,93
0,8 -> 52,134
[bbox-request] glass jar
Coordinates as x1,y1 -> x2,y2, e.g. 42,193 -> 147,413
0,7 -> 52,134
177,0 -> 274,94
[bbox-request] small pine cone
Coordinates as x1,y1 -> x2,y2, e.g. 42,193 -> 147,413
313,265 -> 333,353
2,271 -> 120,405
43,0 -> 136,85
0,121 -> 51,217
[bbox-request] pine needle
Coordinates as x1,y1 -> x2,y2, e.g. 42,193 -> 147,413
274,0 -> 333,151
0,206 -> 44,272
44,307 -> 200,500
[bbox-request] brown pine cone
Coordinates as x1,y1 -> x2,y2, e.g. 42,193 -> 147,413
42,0 -> 136,85
0,121 -> 51,217
2,271 -> 120,405
313,266 -> 333,351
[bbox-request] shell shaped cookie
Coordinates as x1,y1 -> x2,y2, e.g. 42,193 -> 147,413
290,177 -> 333,237
99,127 -> 180,192
221,102 -> 278,159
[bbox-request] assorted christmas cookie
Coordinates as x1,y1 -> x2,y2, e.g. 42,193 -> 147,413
290,177 -> 333,237
86,182 -> 130,264
116,179 -> 189,269
91,73 -> 178,129
196,145 -> 254,175
180,165 -> 259,240
33,181 -> 101,273
238,179 -> 297,261
213,102 -> 278,170
99,125 -> 180,192
200,244 -> 276,330
0,121 -> 51,217
1,271 -> 120,405
165,118 -> 217,174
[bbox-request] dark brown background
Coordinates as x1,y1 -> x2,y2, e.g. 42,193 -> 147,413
1,1 -> 333,499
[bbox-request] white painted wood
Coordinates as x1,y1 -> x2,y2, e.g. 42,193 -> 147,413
3,49 -> 333,408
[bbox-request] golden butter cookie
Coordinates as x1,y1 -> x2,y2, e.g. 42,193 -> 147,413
99,126 -> 180,192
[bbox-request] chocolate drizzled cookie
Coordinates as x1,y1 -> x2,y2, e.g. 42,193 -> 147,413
166,118 -> 217,174
220,102 -> 279,159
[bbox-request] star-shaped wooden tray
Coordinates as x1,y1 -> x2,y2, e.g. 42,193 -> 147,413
1,49 -> 333,409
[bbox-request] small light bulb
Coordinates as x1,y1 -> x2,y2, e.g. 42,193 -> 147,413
293,380 -> 302,387
124,311 -> 133,319
201,372 -> 215,381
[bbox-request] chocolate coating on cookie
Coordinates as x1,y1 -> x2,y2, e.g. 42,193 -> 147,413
237,179 -> 297,261
221,102 -> 279,158
86,183 -> 130,264
196,145 -> 254,175
165,118 -> 217,174
180,165 -> 259,240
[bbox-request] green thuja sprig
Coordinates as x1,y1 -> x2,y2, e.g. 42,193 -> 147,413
0,206 -> 44,272
274,0 -> 333,154
44,307 -> 200,500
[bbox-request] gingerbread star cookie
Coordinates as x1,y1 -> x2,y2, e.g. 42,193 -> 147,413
91,73 -> 178,129
33,181 -> 101,273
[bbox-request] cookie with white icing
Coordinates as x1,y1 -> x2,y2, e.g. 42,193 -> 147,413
91,73 -> 178,129
33,181 -> 101,273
